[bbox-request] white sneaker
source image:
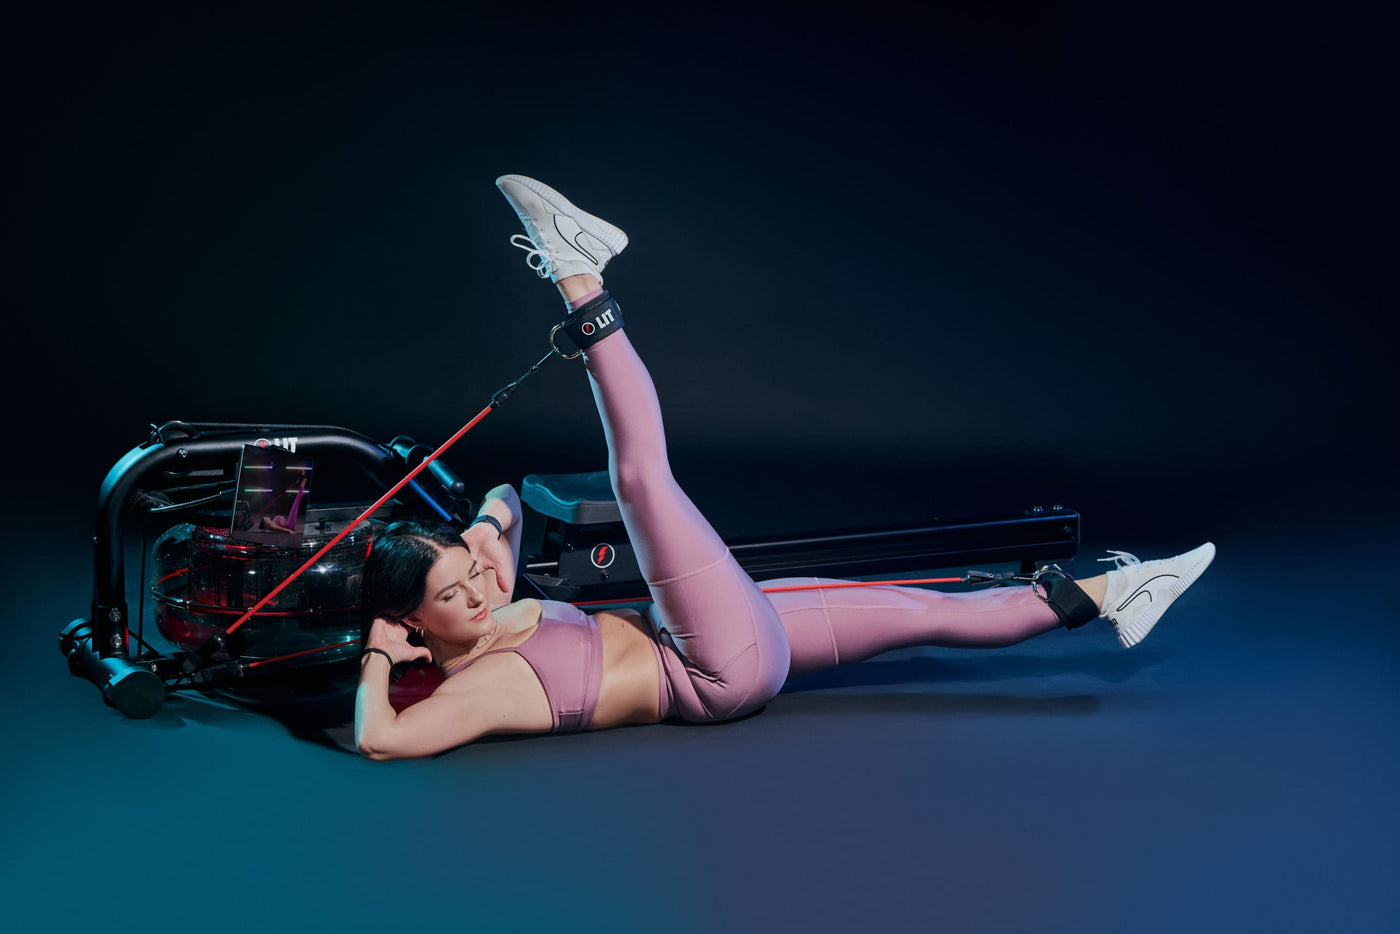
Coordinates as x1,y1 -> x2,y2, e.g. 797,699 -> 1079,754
1098,542 -> 1216,648
495,175 -> 628,285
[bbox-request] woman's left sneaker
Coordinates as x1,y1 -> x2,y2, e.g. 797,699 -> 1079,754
496,175 -> 628,285
1098,542 -> 1216,648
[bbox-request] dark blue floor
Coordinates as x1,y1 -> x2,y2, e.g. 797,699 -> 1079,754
7,492 -> 1397,933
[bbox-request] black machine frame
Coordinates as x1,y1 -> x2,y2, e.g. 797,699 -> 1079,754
59,421 -> 478,719
59,421 -> 1082,720
515,471 -> 1081,604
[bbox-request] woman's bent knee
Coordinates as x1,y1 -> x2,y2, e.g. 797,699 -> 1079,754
611,460 -> 675,505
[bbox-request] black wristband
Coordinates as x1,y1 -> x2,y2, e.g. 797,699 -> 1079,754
362,648 -> 395,669
470,514 -> 503,536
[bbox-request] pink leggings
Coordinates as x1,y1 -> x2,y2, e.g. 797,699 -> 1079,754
583,327 -> 1065,724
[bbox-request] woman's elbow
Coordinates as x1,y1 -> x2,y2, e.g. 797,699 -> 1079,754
360,741 -> 418,761
359,734 -> 472,761
357,733 -> 442,761
356,728 -> 398,761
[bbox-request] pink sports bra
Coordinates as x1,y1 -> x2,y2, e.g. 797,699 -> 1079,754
441,600 -> 603,733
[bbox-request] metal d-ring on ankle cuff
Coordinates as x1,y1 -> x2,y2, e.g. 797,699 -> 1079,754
965,563 -> 1070,597
1032,565 -> 1099,629
549,323 -> 583,360
549,291 -> 624,360
966,563 -> 1096,629
1029,563 -> 1071,602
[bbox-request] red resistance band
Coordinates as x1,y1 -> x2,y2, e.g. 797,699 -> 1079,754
572,577 -> 965,607
223,402 -> 495,637
217,347 -> 557,641
244,578 -> 969,668
207,351 -> 984,669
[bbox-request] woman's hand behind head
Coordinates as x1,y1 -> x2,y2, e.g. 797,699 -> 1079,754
366,617 -> 434,666
462,523 -> 516,607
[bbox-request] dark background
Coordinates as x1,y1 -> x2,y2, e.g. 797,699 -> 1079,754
5,1 -> 1393,541
4,3 -> 1397,932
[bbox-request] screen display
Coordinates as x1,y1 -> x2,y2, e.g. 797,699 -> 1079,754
229,444 -> 314,545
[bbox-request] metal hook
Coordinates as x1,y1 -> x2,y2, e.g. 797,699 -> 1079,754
549,324 -> 582,360
1029,563 -> 1072,602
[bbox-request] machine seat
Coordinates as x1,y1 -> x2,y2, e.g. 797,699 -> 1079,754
521,471 -> 621,525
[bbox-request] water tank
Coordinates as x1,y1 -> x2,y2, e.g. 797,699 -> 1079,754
151,513 -> 381,665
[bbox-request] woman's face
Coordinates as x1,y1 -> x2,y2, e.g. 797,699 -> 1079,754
403,545 -> 494,646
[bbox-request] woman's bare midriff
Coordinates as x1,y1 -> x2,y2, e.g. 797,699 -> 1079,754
590,607 -> 663,728
437,600 -> 662,733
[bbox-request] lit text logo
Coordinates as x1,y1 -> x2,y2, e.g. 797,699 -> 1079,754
579,308 -> 616,337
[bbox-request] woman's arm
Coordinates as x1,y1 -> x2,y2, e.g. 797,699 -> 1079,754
355,652 -> 408,756
355,653 -> 489,760
356,654 -> 545,760
355,631 -> 488,761
462,483 -> 524,598
355,618 -> 448,759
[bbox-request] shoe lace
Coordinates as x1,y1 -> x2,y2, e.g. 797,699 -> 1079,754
1097,550 -> 1141,569
509,234 -> 552,279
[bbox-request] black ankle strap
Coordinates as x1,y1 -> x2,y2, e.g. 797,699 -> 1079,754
550,291 -> 624,358
1041,573 -> 1100,629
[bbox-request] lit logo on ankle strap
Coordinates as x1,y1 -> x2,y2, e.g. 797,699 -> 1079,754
579,307 -> 616,337
590,543 -> 616,569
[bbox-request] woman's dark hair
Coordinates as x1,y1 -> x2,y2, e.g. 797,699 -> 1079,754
360,518 -> 466,650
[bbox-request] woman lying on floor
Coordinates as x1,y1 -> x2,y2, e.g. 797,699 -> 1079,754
353,175 -> 1214,761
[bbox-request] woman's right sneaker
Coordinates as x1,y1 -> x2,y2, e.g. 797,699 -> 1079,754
496,174 -> 628,285
1098,542 -> 1216,648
